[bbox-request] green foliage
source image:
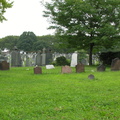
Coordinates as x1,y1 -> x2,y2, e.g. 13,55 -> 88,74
0,36 -> 19,50
0,66 -> 120,119
55,56 -> 70,66
0,0 -> 13,22
99,52 -> 120,65
43,0 -> 120,65
17,32 -> 37,52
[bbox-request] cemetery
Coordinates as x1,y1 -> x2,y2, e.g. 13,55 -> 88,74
0,0 -> 120,119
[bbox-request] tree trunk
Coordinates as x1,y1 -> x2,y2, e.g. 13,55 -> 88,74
89,43 -> 94,65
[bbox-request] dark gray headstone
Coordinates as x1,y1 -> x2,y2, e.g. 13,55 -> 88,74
61,65 -> 72,73
111,58 -> 120,71
88,74 -> 95,79
46,49 -> 52,65
76,63 -> 85,73
97,64 -> 106,72
35,51 -> 42,66
34,66 -> 42,74
0,61 -> 9,70
41,48 -> 46,66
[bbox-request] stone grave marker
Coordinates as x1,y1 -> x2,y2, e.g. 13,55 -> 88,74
70,51 -> 78,67
97,64 -> 106,72
111,58 -> 120,71
46,65 -> 55,69
76,63 -> 85,73
41,48 -> 46,66
0,61 -> 9,70
35,50 -> 42,66
34,66 -> 42,74
61,65 -> 72,73
46,49 -> 53,65
88,74 -> 95,79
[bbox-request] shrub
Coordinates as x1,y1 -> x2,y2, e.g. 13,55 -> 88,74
55,56 -> 70,66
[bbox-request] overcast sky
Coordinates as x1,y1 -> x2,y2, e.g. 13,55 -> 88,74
0,0 -> 54,38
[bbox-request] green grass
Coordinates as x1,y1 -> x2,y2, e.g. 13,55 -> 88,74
0,66 -> 120,120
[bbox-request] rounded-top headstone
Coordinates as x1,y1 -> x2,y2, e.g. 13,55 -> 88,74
88,74 -> 95,79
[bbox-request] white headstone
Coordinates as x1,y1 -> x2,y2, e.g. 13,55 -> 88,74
70,51 -> 78,67
46,65 -> 55,69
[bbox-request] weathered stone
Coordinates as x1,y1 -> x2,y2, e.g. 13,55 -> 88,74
97,64 -> 106,72
34,66 -> 42,74
35,51 -> 42,66
88,74 -> 95,79
46,65 -> 55,69
0,61 -> 9,70
61,65 -> 72,73
76,63 -> 85,73
111,58 -> 120,71
71,51 -> 78,67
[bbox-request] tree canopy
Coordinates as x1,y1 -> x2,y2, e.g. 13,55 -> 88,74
0,0 -> 13,22
43,0 -> 120,65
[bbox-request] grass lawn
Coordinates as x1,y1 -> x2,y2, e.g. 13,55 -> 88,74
0,66 -> 120,120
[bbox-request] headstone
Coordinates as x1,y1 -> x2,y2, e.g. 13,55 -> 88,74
111,58 -> 120,71
88,74 -> 95,79
0,61 -> 9,70
35,50 -> 42,66
46,49 -> 53,65
76,63 -> 85,73
41,48 -> 46,66
71,51 -> 78,67
11,46 -> 22,67
46,65 -> 55,69
61,65 -> 72,73
34,66 -> 42,74
97,64 -> 106,72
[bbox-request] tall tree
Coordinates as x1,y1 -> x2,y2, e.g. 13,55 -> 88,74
17,32 -> 37,52
0,0 -> 13,22
43,0 -> 120,65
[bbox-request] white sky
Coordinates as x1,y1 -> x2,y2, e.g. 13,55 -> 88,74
0,0 -> 55,38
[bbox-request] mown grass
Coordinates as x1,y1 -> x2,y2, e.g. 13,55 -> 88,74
0,66 -> 120,120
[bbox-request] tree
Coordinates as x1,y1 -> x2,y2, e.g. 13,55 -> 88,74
17,32 -> 37,52
0,0 -> 13,22
0,36 -> 19,50
43,0 -> 120,65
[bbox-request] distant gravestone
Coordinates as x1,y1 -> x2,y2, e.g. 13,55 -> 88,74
46,49 -> 53,65
34,66 -> 42,74
41,48 -> 46,66
35,50 -> 42,66
11,46 -> 22,67
88,74 -> 95,79
61,65 -> 72,73
97,64 -> 106,72
46,65 -> 55,69
0,61 -> 9,70
71,51 -> 78,67
76,63 -> 85,73
111,58 -> 120,71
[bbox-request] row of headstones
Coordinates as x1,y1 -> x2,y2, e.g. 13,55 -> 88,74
34,57 -> 120,75
11,47 -> 53,67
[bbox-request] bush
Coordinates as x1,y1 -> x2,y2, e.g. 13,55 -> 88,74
99,52 -> 120,65
55,56 -> 70,66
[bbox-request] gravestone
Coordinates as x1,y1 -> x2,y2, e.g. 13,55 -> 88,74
11,46 -> 22,67
71,51 -> 78,67
46,65 -> 55,69
46,49 -> 53,65
97,64 -> 106,72
111,58 -> 120,71
0,61 -> 9,70
76,63 -> 85,73
35,50 -> 42,66
41,48 -> 46,66
88,74 -> 95,79
61,65 -> 72,73
34,66 -> 42,74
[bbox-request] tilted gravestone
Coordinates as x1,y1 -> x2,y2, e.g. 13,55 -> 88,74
61,65 -> 72,73
34,66 -> 42,74
11,46 -> 22,67
35,50 -> 42,66
97,64 -> 106,72
0,61 -> 9,70
76,63 -> 85,73
111,58 -> 120,71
